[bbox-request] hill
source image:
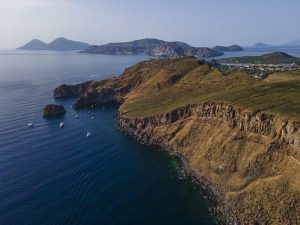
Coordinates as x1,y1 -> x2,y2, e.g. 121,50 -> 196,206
219,52 -> 300,65
53,56 -> 300,224
17,37 -> 90,51
47,37 -> 90,51
80,38 -> 223,58
212,45 -> 243,52
17,39 -> 48,50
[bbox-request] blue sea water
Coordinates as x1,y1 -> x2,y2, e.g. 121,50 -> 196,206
0,51 -> 218,225
1,46 -> 299,225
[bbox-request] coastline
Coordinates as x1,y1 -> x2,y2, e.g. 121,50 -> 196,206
116,111 -> 237,225
52,56 -> 300,224
118,126 -> 237,224
116,101 -> 300,224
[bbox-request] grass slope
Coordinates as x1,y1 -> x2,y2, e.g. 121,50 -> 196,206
119,57 -> 300,119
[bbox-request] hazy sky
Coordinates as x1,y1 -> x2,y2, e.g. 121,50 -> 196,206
0,0 -> 299,48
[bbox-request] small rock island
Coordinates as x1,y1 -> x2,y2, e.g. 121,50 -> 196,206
43,104 -> 66,118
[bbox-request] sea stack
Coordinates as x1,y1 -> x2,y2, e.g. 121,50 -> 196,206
43,104 -> 66,117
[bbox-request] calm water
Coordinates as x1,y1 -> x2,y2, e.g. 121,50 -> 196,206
0,51 -> 218,225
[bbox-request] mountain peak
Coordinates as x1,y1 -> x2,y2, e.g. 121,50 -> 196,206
17,37 -> 90,51
17,39 -> 48,50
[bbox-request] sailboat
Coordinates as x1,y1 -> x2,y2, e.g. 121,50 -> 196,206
60,122 -> 64,128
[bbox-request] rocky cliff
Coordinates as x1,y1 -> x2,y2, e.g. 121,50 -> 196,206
53,57 -> 300,224
117,102 -> 300,224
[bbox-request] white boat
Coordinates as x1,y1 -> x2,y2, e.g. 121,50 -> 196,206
60,122 -> 64,128
91,116 -> 95,120
75,115 -> 79,118
27,123 -> 34,127
86,131 -> 91,138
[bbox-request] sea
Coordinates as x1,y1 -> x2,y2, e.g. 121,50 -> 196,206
0,46 -> 299,225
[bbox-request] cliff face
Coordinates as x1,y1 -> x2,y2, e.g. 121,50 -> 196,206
117,102 -> 300,224
53,57 -> 300,224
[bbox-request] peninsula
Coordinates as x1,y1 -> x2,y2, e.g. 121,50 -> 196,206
52,55 -> 300,224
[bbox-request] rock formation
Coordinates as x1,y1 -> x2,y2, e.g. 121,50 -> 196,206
43,104 -> 66,117
117,102 -> 300,224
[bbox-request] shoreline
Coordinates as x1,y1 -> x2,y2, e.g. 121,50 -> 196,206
116,101 -> 300,224
117,114 -> 238,225
52,55 -> 300,224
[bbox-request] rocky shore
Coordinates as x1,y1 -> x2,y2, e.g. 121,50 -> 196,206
117,102 -> 300,224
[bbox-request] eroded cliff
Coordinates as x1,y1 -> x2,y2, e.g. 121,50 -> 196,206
117,102 -> 300,224
53,56 -> 300,224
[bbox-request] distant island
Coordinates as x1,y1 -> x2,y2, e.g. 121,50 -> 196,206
212,45 -> 243,52
17,37 -> 243,57
254,42 -> 269,47
80,38 -> 243,58
253,39 -> 300,47
17,37 -> 90,51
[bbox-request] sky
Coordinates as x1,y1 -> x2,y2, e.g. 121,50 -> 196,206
0,0 -> 300,48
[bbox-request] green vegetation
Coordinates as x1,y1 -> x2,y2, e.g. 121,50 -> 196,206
115,57 -> 300,225
120,57 -> 300,119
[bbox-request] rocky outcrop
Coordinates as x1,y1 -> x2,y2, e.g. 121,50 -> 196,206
73,87 -> 121,108
117,101 -> 300,224
54,84 -> 81,98
54,80 -> 99,98
43,104 -> 66,117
